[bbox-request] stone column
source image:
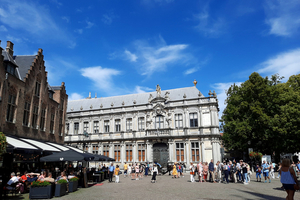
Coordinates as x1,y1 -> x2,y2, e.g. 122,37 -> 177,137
69,121 -> 74,135
168,139 -> 173,162
185,139 -> 190,164
79,120 -> 83,134
121,141 -> 125,165
211,139 -> 217,163
109,142 -> 114,159
98,142 -> 102,155
133,142 -> 137,163
201,139 -> 205,163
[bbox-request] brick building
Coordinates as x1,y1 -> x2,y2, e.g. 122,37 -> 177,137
0,40 -> 68,144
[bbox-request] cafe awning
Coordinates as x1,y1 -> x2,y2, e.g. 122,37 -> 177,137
6,135 -> 81,153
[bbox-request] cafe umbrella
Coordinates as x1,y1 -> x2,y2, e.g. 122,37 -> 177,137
40,150 -> 94,162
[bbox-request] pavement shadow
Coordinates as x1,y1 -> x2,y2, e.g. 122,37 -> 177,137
273,187 -> 285,191
234,189 -> 283,200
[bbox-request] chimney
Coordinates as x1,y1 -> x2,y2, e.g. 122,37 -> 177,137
6,41 -> 14,57
95,93 -> 97,99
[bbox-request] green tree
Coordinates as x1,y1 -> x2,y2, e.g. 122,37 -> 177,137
0,132 -> 7,155
222,72 -> 300,161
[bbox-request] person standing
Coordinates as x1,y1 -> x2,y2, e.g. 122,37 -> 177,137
262,160 -> 271,183
108,163 -> 115,183
151,164 -> 158,183
172,163 -> 178,178
123,162 -> 128,178
209,159 -> 215,183
255,163 -> 262,182
242,162 -> 248,184
280,158 -> 299,200
189,163 -> 195,182
114,165 -> 120,183
135,163 -> 139,180
197,162 -> 203,183
145,163 -> 149,177
223,163 -> 229,184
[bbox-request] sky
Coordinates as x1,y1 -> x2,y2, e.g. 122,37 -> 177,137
1,0 -> 300,116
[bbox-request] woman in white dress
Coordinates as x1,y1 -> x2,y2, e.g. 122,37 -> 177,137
189,162 -> 195,182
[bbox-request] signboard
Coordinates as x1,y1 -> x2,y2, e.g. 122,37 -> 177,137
262,155 -> 271,163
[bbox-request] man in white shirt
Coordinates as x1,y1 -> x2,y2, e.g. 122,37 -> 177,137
6,172 -> 19,190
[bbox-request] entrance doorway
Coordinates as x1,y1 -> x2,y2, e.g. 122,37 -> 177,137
153,143 -> 168,168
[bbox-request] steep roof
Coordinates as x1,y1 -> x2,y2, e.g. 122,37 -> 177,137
13,55 -> 36,80
67,86 -> 204,112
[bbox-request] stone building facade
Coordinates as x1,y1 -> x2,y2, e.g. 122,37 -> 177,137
65,83 -> 221,167
0,41 -> 68,144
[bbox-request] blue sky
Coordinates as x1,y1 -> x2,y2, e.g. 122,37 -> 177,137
1,0 -> 300,116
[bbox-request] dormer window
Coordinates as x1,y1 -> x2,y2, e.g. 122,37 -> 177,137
5,63 -> 16,76
49,91 -> 54,99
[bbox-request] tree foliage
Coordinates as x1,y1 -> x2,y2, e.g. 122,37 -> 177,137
0,132 -> 7,155
222,72 -> 300,160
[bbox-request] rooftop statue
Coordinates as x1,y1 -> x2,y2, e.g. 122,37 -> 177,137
156,84 -> 161,97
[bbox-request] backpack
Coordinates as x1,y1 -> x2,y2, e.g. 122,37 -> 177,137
179,166 -> 181,170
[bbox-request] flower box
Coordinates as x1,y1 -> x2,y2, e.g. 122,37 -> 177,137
68,181 -> 78,193
54,182 -> 67,197
29,185 -> 52,199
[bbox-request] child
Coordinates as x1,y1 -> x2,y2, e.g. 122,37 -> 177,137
115,165 -> 120,183
256,164 -> 262,182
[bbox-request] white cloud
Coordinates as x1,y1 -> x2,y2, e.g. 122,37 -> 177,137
102,12 -> 117,25
133,86 -> 153,94
124,50 -> 138,62
264,0 -> 300,37
184,67 -> 198,75
62,16 -> 69,23
212,82 -> 242,116
80,66 -> 121,92
68,93 -> 84,101
124,36 -> 192,76
257,48 -> 300,80
194,4 -> 226,38
74,29 -> 83,34
0,0 -> 74,46
0,25 -> 7,32
86,20 -> 94,29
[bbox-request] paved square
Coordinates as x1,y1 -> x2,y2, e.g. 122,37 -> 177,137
56,173 -> 299,200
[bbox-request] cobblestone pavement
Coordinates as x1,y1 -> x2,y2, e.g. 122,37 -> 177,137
16,173 -> 300,200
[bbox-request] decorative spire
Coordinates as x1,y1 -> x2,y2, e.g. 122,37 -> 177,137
193,79 -> 197,87
100,104 -> 103,108
208,90 -> 213,97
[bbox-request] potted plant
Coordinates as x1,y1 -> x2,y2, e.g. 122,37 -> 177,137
68,177 -> 79,192
99,171 -> 104,182
55,179 -> 68,197
29,180 -> 52,199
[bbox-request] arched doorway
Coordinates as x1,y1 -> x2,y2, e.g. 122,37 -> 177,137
153,143 -> 168,168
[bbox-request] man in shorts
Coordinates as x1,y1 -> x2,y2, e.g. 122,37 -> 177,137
262,160 -> 271,183
124,162 -> 128,178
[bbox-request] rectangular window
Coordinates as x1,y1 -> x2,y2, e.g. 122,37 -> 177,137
35,82 -> 41,97
104,120 -> 110,133
138,117 -> 145,131
191,142 -> 200,162
32,105 -> 39,129
115,119 -> 121,132
6,94 -> 16,122
126,118 -> 132,131
23,102 -> 30,126
155,116 -> 164,129
50,113 -> 54,133
5,64 -> 16,75
93,121 -> 99,133
176,143 -> 185,162
92,145 -> 99,154
138,144 -> 146,162
85,146 -> 89,152
40,108 -> 46,131
126,144 -> 133,162
114,144 -> 121,162
83,122 -> 89,133
175,114 -> 183,128
189,113 -> 198,127
74,122 -> 79,134
103,145 -> 109,157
